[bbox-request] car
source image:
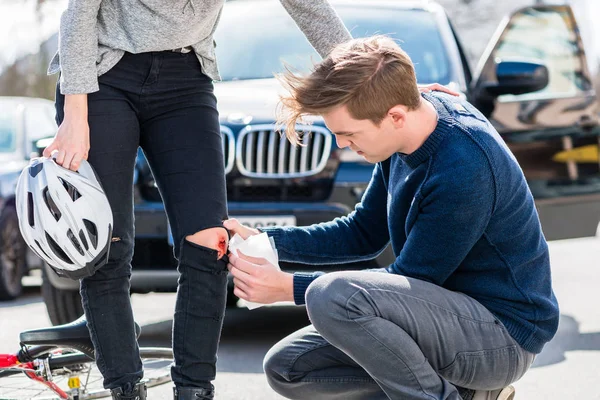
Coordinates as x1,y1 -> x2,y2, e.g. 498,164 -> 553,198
40,0 -> 599,324
0,96 -> 57,300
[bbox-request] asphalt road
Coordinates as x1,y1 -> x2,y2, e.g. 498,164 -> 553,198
1,237 -> 599,399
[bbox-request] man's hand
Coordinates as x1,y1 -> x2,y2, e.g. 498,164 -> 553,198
227,250 -> 294,304
418,83 -> 460,97
223,218 -> 261,240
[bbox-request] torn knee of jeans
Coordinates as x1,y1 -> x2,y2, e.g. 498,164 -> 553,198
111,237 -> 121,242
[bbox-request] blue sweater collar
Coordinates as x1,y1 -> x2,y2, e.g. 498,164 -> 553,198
400,93 -> 454,169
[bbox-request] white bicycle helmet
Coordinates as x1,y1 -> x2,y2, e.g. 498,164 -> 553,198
15,157 -> 113,279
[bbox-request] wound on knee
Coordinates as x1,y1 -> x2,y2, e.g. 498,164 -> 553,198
217,237 -> 227,260
186,227 -> 229,260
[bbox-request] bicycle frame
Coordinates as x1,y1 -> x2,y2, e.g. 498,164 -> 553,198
0,347 -> 79,399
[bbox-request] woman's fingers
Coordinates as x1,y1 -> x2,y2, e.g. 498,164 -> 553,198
54,149 -> 66,166
69,153 -> 85,171
63,152 -> 76,171
43,142 -> 58,158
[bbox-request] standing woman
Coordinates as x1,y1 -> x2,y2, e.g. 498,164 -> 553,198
45,1 -> 352,399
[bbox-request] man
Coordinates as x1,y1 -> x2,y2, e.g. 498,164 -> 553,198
224,35 -> 559,400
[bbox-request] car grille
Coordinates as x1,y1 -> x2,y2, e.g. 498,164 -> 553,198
235,124 -> 333,178
221,126 -> 235,174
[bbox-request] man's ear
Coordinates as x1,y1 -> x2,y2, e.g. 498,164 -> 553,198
387,105 -> 407,128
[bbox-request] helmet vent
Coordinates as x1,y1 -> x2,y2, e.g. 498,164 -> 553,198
83,219 -> 98,249
68,229 -> 85,256
45,233 -> 73,264
42,188 -> 62,222
27,192 -> 35,227
58,177 -> 82,201
78,229 -> 89,251
29,162 -> 43,178
34,239 -> 50,259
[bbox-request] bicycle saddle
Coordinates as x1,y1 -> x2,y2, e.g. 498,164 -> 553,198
19,315 -> 142,354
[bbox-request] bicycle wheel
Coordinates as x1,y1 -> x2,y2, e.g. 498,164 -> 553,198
0,347 -> 173,399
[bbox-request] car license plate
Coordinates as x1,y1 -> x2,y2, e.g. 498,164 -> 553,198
167,215 -> 296,246
233,215 -> 297,229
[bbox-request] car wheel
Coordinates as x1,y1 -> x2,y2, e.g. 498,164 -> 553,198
41,266 -> 84,325
0,205 -> 27,300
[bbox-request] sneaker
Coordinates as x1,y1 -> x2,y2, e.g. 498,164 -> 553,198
473,385 -> 515,400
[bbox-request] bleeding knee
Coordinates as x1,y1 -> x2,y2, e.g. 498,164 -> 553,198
185,227 -> 229,259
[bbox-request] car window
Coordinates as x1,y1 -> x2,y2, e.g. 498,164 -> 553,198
493,7 -> 593,99
0,103 -> 18,153
215,6 -> 451,84
24,101 -> 56,141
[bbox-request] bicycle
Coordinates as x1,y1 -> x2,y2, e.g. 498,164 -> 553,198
0,315 -> 173,399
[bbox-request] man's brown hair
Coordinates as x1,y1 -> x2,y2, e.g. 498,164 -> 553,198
277,35 -> 421,144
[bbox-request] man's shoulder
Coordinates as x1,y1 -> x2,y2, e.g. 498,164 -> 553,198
429,92 -> 490,126
429,92 -> 508,162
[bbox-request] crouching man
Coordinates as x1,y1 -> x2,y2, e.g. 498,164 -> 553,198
224,35 -> 558,400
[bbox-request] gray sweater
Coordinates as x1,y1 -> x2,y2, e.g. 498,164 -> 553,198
48,0 -> 352,95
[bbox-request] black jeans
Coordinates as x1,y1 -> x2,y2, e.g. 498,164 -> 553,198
55,51 -> 229,392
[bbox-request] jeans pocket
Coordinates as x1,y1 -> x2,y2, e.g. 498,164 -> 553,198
438,345 -> 518,390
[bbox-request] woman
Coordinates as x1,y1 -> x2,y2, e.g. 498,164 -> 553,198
45,1 -> 352,399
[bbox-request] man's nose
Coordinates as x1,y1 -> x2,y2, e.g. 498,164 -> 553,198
335,135 -> 349,149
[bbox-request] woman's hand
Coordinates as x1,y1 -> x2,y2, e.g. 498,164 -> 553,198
418,83 -> 460,97
227,250 -> 294,304
43,94 -> 90,172
223,218 -> 260,240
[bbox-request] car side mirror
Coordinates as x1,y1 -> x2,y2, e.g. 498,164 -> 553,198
484,59 -> 549,97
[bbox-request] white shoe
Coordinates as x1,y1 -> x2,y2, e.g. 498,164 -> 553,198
472,385 -> 515,400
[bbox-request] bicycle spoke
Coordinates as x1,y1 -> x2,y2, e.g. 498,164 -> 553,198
0,348 -> 172,399
0,371 -> 70,399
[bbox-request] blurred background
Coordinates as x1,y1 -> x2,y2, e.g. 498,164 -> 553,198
0,0 -> 598,99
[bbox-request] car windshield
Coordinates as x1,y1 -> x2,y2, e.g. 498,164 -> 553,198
215,5 -> 451,84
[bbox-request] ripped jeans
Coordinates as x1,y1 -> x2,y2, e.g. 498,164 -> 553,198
55,50 -> 229,391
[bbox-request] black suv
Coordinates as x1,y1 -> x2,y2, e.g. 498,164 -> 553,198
37,0 -> 599,324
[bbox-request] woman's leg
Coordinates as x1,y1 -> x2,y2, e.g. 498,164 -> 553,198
137,51 -> 229,393
55,62 -> 142,393
264,325 -> 388,400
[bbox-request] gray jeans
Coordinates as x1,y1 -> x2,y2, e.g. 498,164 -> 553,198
264,271 -> 535,400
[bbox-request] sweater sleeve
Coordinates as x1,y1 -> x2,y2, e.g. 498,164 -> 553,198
279,0 -> 352,58
261,163 -> 390,265
57,0 -> 103,94
389,154 -> 495,285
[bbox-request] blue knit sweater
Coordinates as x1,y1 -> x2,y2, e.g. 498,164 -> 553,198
261,92 -> 559,354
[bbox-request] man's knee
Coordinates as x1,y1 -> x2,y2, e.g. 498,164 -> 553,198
306,272 -> 381,331
305,273 -> 356,328
185,227 -> 229,259
263,346 -> 294,396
